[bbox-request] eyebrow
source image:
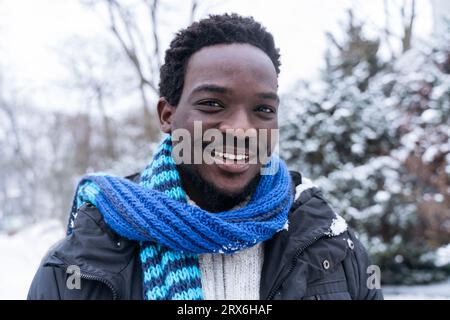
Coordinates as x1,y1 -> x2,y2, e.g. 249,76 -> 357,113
256,92 -> 279,102
191,84 -> 230,95
191,84 -> 279,102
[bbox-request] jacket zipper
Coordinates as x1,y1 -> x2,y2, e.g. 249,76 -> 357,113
266,234 -> 327,300
49,262 -> 119,300
78,272 -> 119,300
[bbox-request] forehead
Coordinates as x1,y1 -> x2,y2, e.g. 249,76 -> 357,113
183,43 -> 278,94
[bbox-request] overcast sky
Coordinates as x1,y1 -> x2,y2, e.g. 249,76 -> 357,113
0,0 -> 434,110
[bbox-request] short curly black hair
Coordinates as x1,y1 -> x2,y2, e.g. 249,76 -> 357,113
159,13 -> 281,106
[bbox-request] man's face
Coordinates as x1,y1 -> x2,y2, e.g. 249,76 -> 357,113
158,43 -> 279,198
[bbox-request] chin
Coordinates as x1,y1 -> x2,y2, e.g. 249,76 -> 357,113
211,181 -> 248,197
202,170 -> 260,197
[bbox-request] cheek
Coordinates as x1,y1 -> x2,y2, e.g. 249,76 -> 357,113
256,124 -> 278,152
171,112 -> 184,131
172,109 -> 216,131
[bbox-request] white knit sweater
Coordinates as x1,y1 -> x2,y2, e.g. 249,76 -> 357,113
198,243 -> 264,300
186,195 -> 264,300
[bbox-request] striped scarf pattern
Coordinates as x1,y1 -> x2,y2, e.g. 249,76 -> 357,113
67,135 -> 293,300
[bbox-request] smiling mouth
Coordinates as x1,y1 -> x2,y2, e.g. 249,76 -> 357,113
210,149 -> 254,174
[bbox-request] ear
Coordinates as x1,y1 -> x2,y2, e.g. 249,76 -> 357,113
157,97 -> 176,134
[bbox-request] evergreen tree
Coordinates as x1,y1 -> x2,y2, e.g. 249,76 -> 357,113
280,13 -> 450,284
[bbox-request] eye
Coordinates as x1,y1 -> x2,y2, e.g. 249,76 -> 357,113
197,100 -> 223,108
256,105 -> 276,114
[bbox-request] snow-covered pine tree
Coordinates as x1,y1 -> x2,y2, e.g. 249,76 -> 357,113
280,13 -> 450,284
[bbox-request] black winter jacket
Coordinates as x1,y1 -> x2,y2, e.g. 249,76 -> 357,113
28,172 -> 383,300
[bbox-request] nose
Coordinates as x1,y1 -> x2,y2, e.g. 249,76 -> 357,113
218,108 -> 257,140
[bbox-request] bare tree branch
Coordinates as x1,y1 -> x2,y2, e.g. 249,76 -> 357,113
106,0 -> 157,93
149,0 -> 161,72
81,0 -> 205,141
402,0 -> 416,52
383,0 -> 397,60
326,32 -> 344,52
190,0 -> 199,24
0,99 -> 30,169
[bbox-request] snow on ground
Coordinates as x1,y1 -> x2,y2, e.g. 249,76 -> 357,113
0,220 -> 65,300
383,279 -> 450,300
0,220 -> 449,300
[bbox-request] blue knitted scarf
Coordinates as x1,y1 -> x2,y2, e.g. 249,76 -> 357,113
68,135 -> 293,300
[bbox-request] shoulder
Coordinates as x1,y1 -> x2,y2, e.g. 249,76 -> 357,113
283,172 -> 383,299
28,203 -> 139,300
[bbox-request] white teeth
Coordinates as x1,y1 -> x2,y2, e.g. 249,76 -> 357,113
226,153 -> 236,160
215,151 -> 248,161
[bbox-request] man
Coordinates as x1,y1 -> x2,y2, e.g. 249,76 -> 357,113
28,13 -> 383,300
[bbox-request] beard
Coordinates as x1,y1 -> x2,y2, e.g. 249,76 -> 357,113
177,164 -> 260,212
